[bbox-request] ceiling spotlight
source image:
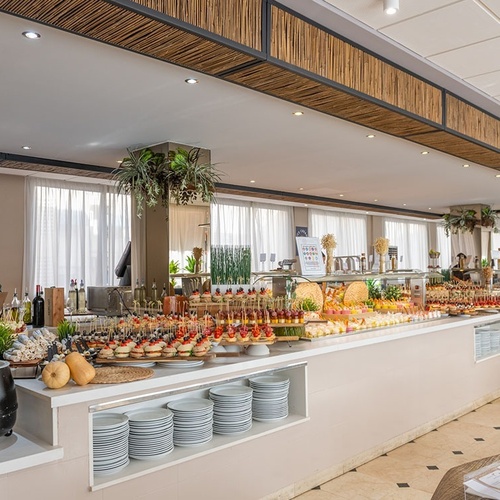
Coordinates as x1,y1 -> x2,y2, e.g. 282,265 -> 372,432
428,208 -> 432,210
421,151 -> 429,155
366,134 -> 375,139
496,174 -> 500,178
299,187 -> 304,191
339,194 -> 344,197
293,111 -> 304,116
22,145 -> 31,150
383,0 -> 399,15
374,199 -> 378,202
463,164 -> 470,168
22,31 -> 41,39
250,180 -> 256,183
185,78 -> 198,84
403,203 -> 407,206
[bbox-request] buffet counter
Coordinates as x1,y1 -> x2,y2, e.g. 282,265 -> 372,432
2,314 -> 500,500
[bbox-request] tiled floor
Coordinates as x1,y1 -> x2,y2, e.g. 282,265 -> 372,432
295,398 -> 500,499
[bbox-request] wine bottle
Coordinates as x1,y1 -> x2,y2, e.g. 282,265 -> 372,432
22,288 -> 31,324
32,285 -> 45,328
134,278 -> 141,303
77,279 -> 86,313
139,279 -> 146,306
360,253 -> 367,273
151,279 -> 158,303
11,288 -> 20,322
68,279 -> 77,312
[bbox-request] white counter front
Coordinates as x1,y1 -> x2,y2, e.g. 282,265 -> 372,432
1,315 -> 500,500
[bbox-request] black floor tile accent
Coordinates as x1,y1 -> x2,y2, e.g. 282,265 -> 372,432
474,438 -> 485,441
494,426 -> 500,430
427,465 -> 439,470
397,483 -> 410,488
312,486 -> 321,490
432,429 -> 438,432
382,453 -> 388,456
452,451 -> 463,455
409,440 -> 416,443
349,468 -> 357,473
454,419 -> 459,421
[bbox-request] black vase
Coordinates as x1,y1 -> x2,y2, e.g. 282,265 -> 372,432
0,360 -> 17,437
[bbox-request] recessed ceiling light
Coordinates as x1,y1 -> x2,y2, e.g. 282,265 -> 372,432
185,78 -> 198,84
428,208 -> 432,210
298,187 -> 304,191
374,199 -> 378,202
463,164 -> 470,168
250,180 -> 256,183
339,194 -> 344,197
366,134 -> 375,139
403,203 -> 407,206
22,31 -> 41,39
304,204 -> 308,207
496,174 -> 500,178
421,151 -> 429,155
116,160 -> 123,163
22,145 -> 31,150
293,111 -> 304,116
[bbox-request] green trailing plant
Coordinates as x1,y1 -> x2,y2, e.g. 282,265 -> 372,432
481,206 -> 499,233
57,319 -> 77,341
167,147 -> 222,205
114,146 -> 222,218
442,208 -> 478,236
0,323 -> 14,356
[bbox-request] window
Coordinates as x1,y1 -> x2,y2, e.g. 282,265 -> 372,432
24,177 -> 131,294
436,224 -> 452,269
211,199 -> 294,272
309,208 -> 367,255
384,217 -> 428,270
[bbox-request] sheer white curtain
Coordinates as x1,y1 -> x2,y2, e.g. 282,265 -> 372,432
309,208 -> 367,255
24,177 -> 131,295
384,217 -> 428,271
211,199 -> 294,271
436,224 -> 452,269
169,204 -> 210,272
450,232 -> 477,268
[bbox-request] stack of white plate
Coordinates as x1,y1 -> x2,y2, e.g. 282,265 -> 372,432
209,385 -> 253,435
167,398 -> 214,446
250,375 -> 290,422
475,333 -> 482,358
158,360 -> 204,369
93,413 -> 130,475
481,331 -> 491,357
491,330 -> 500,354
125,408 -> 174,460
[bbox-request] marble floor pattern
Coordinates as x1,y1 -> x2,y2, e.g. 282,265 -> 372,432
296,398 -> 500,499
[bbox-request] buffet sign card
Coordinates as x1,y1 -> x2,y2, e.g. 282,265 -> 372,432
296,237 -> 326,276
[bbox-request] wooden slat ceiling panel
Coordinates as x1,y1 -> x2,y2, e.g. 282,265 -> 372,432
408,131 -> 500,168
446,95 -> 500,150
224,62 -> 437,136
0,160 -> 114,179
133,0 -> 262,50
0,0 -> 256,75
270,6 -> 442,125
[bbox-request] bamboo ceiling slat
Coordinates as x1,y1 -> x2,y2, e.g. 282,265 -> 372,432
270,6 -> 442,125
0,160 -> 114,179
409,131 -> 500,168
446,95 -> 500,150
225,62 -> 437,136
133,0 -> 261,50
0,0 -> 255,75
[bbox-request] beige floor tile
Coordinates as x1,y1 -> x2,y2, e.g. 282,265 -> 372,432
295,489 -> 344,500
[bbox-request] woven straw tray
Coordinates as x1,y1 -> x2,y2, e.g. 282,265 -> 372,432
91,366 -> 154,384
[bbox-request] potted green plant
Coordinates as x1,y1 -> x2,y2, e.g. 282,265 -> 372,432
442,208 -> 478,236
481,206 -> 499,232
114,146 -> 221,218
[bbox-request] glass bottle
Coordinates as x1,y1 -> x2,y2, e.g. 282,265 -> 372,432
474,256 -> 479,269
360,253 -> 367,273
139,279 -> 147,306
68,279 -> 77,312
32,285 -> 45,328
77,279 -> 86,313
151,279 -> 158,303
10,289 -> 20,321
22,288 -> 32,324
160,283 -> 168,299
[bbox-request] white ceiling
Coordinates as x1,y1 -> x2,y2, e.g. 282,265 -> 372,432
0,4 -> 499,215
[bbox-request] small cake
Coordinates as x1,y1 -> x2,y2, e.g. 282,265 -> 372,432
192,343 -> 208,357
144,343 -> 162,358
212,288 -> 223,303
223,288 -> 234,302
177,342 -> 193,357
189,290 -> 201,303
130,345 -> 145,358
201,290 -> 212,303
162,344 -> 177,358
97,345 -> 114,359
114,343 -> 131,358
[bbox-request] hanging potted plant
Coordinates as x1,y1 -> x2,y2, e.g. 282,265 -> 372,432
480,206 -> 499,232
114,146 -> 222,218
441,208 -> 478,237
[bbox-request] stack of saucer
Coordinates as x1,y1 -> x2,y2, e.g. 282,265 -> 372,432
92,413 -> 129,475
209,385 -> 253,435
250,375 -> 290,422
125,408 -> 174,460
167,398 -> 214,446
